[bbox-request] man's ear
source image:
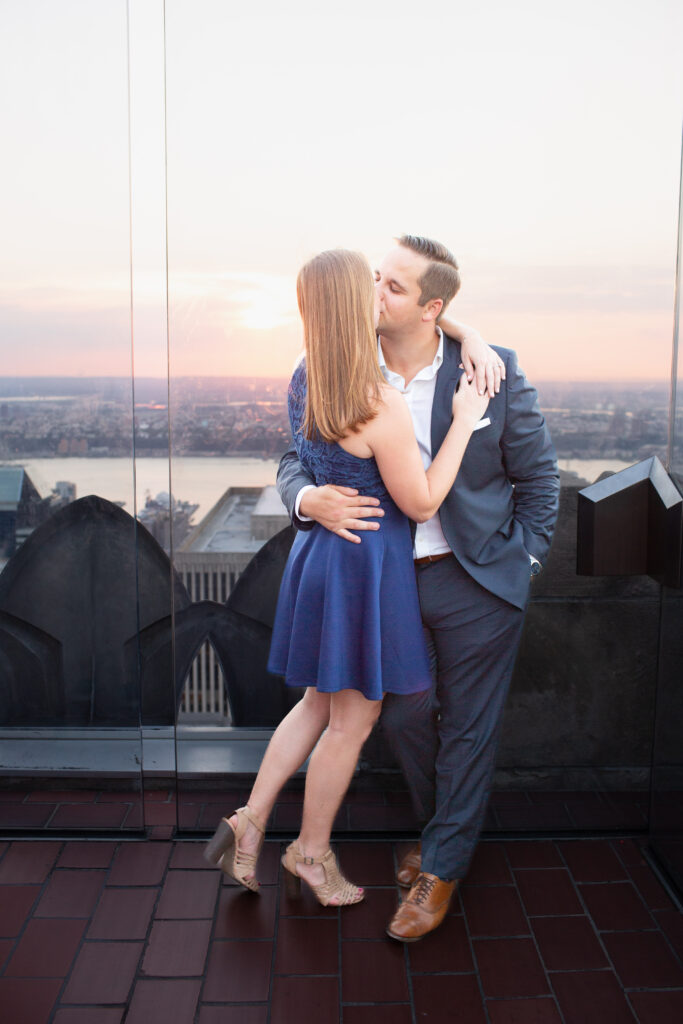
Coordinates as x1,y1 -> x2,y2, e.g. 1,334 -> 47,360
421,298 -> 443,324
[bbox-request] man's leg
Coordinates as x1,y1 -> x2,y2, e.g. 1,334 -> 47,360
380,632 -> 438,826
417,556 -> 526,881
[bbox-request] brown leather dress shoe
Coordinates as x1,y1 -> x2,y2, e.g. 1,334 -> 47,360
386,872 -> 457,942
396,842 -> 422,888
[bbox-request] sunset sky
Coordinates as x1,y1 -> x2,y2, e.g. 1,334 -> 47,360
1,0 -> 682,382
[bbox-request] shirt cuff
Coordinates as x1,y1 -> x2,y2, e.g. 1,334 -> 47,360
294,485 -> 316,521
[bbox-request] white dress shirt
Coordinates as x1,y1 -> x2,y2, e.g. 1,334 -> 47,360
377,328 -> 451,560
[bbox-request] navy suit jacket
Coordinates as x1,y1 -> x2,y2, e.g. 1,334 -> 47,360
277,334 -> 560,610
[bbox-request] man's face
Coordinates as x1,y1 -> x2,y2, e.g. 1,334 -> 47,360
374,245 -> 436,339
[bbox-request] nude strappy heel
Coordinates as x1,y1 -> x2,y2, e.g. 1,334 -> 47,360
204,806 -> 265,892
281,841 -> 364,906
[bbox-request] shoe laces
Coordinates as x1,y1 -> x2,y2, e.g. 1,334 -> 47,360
411,874 -> 437,905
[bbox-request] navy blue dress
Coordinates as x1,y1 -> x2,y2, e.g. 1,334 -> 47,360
268,362 -> 432,701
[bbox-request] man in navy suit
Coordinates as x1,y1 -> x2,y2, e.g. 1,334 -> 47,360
277,236 -> 560,941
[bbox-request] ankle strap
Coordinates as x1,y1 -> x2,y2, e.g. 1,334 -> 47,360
238,805 -> 265,834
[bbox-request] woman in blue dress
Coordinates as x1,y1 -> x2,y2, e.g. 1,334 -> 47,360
205,250 -> 489,906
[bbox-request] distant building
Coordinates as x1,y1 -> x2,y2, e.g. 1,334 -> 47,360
175,485 -> 289,723
0,466 -> 44,559
137,491 -> 198,552
0,470 -> 78,568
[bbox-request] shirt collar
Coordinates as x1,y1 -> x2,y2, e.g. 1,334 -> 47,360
377,327 -> 444,384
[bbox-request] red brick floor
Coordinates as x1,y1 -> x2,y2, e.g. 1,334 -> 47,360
0,835 -> 681,1023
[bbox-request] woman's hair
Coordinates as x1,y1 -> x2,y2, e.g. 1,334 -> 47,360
297,249 -> 384,443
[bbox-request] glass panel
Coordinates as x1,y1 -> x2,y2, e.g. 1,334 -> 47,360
163,2 -> 682,834
649,133 -> 683,892
0,2 -> 143,830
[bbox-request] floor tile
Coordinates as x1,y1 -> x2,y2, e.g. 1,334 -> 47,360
558,841 -> 628,883
50,803 -> 129,828
340,888 -> 398,939
197,1008 -> 267,1024
611,838 -> 648,867
515,868 -> 582,916
142,801 -> 178,826
504,841 -> 563,870
655,908 -> 683,960
334,842 -> 395,885
466,843 -> 512,884
495,805 -> 573,829
412,974 -> 486,1024
0,842 -> 61,883
487,996 -> 563,1023
270,976 -> 339,1024
0,884 -> 41,936
551,970 -> 636,1024
274,916 -> 338,975
462,884 -> 529,937
407,912 -> 475,974
347,805 -> 418,830
202,939 -> 273,1001
474,938 -> 549,998
28,790 -> 97,803
142,919 -> 212,977
602,929 -> 683,988
108,842 -> 171,885
125,979 -> 201,1024
342,940 -> 409,1002
61,941 -> 142,1003
87,887 -> 157,939
531,915 -> 607,970
627,864 -> 676,910
579,881 -> 654,930
35,869 -> 106,917
53,1010 -> 124,1024
343,1006 -> 412,1024
5,918 -> 86,977
169,842 -> 216,871
97,790 -> 141,803
57,842 -> 117,869
0,978 -> 62,1024
0,803 -> 55,827
0,938 -> 13,970
628,989 -> 683,1024
155,870 -> 220,919
214,884 -> 278,939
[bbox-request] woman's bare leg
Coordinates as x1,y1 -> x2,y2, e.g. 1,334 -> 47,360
295,689 -> 382,899
226,688 -> 331,873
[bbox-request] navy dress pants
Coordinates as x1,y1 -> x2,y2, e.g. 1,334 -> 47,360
381,554 -> 526,881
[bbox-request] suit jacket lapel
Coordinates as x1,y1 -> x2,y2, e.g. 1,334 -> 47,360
431,333 -> 464,455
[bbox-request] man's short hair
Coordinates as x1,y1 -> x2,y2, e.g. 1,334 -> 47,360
397,234 -> 461,317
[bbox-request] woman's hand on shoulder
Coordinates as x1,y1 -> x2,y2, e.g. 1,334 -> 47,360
452,375 -> 490,430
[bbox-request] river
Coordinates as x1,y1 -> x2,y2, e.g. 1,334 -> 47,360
7,455 -> 633,523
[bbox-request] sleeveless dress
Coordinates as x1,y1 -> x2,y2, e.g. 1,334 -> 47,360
267,361 -> 432,701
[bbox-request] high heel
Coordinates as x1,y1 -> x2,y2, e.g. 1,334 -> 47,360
204,806 -> 265,892
281,841 -> 364,906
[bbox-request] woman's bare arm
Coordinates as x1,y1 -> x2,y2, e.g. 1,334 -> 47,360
363,382 -> 489,522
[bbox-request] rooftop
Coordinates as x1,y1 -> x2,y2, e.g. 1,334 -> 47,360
1,785 -> 682,1023
1,826 -> 682,1023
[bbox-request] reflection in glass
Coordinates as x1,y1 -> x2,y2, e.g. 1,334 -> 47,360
0,3 -> 143,830
649,133 -> 683,894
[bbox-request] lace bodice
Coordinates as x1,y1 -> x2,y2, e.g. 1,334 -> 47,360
288,361 -> 390,500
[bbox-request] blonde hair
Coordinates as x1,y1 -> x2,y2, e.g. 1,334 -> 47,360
297,249 -> 384,443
